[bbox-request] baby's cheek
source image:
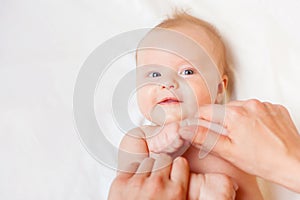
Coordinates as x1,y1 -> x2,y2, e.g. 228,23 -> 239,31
192,84 -> 212,105
196,92 -> 212,105
137,89 -> 154,117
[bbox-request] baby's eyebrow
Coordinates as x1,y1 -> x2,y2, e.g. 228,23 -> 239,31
143,64 -> 162,69
137,64 -> 160,69
175,59 -> 198,67
136,65 -> 163,74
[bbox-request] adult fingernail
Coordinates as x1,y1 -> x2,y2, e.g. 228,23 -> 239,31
233,181 -> 239,191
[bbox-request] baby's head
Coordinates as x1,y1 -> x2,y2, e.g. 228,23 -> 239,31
136,12 -> 234,125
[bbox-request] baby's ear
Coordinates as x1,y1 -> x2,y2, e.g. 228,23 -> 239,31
215,75 -> 228,104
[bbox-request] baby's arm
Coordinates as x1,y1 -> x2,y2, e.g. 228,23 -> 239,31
118,127 -> 149,172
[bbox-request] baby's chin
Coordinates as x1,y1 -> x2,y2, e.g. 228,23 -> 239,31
145,104 -> 197,125
146,113 -> 187,126
161,116 -> 183,125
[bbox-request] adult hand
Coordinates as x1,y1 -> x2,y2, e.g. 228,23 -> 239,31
108,154 -> 189,200
180,99 -> 300,192
109,154 -> 238,200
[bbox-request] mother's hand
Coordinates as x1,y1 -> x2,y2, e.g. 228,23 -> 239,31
180,99 -> 300,192
109,154 -> 238,200
108,154 -> 189,200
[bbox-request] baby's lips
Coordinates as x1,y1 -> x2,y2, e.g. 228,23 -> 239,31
157,97 -> 182,104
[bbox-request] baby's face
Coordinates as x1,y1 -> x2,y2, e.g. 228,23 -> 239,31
136,25 -> 224,125
136,50 -> 211,125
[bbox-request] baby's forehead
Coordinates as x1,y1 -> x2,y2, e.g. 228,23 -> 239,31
137,24 -> 223,66
168,23 -> 222,55
136,50 -> 202,71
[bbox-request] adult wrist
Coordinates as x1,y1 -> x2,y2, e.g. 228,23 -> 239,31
270,151 -> 300,193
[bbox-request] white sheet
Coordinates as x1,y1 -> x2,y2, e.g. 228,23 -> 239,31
1,0 -> 300,199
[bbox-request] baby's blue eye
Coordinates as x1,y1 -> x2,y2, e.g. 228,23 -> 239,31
149,72 -> 161,78
182,69 -> 194,75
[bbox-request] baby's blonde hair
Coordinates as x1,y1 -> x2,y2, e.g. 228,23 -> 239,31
155,11 -> 235,101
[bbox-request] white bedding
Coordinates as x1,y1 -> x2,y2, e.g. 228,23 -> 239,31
1,0 -> 300,199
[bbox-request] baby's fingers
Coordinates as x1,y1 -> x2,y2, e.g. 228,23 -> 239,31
148,130 -> 175,153
172,137 -> 184,149
200,173 -> 238,200
163,137 -> 185,153
148,134 -> 164,153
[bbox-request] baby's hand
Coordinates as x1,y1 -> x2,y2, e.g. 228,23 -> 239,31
189,173 -> 238,200
145,122 -> 187,154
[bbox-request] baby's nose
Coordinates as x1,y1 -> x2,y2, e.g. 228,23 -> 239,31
161,80 -> 178,89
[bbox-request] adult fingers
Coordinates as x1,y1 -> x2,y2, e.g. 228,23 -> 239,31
197,99 -> 269,127
227,100 -> 247,106
188,173 -> 203,200
170,157 -> 190,189
135,157 -> 155,177
181,118 -> 228,135
151,153 -> 173,179
117,162 -> 140,179
196,104 -> 228,126
179,124 -> 231,158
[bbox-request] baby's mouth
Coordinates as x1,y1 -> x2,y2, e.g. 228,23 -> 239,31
158,97 -> 183,105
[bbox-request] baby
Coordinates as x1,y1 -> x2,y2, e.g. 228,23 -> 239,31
118,12 -> 263,199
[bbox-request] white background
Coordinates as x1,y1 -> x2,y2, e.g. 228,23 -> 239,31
1,0 -> 300,199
